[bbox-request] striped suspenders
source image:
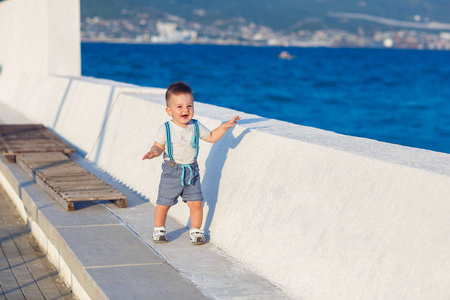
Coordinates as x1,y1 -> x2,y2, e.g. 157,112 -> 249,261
192,120 -> 200,159
164,121 -> 174,160
164,120 -> 200,186
164,120 -> 200,161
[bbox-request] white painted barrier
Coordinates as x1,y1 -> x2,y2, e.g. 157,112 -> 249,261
0,0 -> 80,77
0,73 -> 449,299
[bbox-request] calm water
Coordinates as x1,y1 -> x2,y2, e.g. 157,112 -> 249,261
81,43 -> 450,154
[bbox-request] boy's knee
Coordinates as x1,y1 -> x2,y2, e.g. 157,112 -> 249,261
156,204 -> 171,212
187,201 -> 202,209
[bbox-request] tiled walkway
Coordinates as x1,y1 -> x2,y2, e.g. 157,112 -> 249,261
0,186 -> 74,300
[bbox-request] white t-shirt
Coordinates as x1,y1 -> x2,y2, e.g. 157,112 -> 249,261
154,120 -> 211,164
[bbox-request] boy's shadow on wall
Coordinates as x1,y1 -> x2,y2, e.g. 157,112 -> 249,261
190,118 -> 267,240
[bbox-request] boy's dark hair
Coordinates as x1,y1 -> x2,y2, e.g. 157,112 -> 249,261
165,81 -> 193,105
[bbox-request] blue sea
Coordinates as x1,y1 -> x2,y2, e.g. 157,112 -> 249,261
81,43 -> 450,154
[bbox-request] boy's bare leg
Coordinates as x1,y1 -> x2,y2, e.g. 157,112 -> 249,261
154,204 -> 171,227
187,201 -> 203,228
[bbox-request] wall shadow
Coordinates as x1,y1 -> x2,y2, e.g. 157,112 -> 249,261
52,78 -> 73,129
199,127 -> 251,238
92,86 -> 116,163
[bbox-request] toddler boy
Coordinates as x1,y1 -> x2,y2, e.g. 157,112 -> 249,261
142,81 -> 240,244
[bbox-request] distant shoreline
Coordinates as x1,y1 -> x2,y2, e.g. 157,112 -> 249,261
80,39 -> 442,52
81,38 -> 281,47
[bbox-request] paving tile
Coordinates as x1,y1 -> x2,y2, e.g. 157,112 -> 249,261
0,264 -> 20,291
56,225 -> 164,267
0,280 -> 24,299
22,287 -> 45,299
41,201 -> 123,227
86,264 -> 209,300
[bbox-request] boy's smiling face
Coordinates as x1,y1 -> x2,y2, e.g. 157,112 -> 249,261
166,93 -> 194,127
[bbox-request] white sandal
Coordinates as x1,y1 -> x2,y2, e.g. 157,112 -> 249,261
153,226 -> 168,243
189,228 -> 205,245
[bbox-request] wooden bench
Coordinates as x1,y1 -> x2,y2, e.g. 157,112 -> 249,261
0,124 -> 127,210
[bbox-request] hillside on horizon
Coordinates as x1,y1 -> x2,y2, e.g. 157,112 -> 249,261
80,0 -> 450,33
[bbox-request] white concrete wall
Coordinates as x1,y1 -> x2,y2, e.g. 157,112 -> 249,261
0,0 -> 80,76
0,73 -> 449,299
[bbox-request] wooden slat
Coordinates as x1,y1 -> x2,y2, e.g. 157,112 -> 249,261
61,194 -> 126,201
17,152 -> 70,161
36,170 -> 89,176
51,182 -> 111,188
59,187 -> 116,193
42,175 -> 101,182
61,190 -> 126,197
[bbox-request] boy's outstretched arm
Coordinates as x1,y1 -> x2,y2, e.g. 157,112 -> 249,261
204,116 -> 240,143
142,142 -> 165,160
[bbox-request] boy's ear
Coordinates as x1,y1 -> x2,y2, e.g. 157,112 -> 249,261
165,106 -> 172,116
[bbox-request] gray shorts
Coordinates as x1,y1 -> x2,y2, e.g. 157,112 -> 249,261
156,160 -> 204,206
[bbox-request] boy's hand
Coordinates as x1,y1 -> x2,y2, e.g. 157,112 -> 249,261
204,116 -> 241,143
142,142 -> 164,160
142,150 -> 158,160
222,115 -> 241,130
